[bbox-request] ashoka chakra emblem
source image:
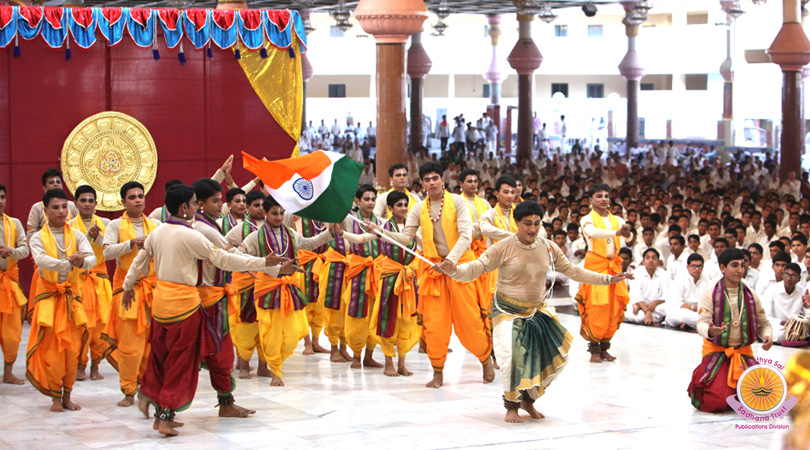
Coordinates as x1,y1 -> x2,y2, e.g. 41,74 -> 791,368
293,177 -> 314,200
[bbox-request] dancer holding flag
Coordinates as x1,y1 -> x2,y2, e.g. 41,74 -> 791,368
242,151 -> 364,365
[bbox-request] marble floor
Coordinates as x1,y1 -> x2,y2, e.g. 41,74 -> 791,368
0,310 -> 801,450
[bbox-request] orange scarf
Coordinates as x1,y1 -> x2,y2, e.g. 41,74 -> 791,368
152,280 -> 201,324
375,256 -> 417,320
0,215 -> 25,314
118,212 -> 156,273
71,214 -> 106,267
254,273 -> 305,320
702,339 -> 754,389
589,209 -> 620,258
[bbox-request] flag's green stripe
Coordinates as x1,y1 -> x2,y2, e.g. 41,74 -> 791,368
295,156 -> 364,223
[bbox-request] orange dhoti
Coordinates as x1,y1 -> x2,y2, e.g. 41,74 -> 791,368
101,269 -> 155,396
371,258 -> 420,358
26,279 -> 88,398
417,254 -> 492,372
0,265 -> 27,364
318,248 -> 348,347
77,266 -> 112,368
574,252 -> 629,343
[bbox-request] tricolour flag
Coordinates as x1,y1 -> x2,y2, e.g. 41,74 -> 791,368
242,150 -> 364,223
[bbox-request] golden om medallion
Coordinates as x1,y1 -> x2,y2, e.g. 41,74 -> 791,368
61,112 -> 158,211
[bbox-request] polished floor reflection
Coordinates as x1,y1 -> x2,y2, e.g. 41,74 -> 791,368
0,312 -> 798,450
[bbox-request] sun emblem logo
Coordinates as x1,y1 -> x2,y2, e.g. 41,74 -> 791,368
293,177 -> 314,200
737,365 -> 787,415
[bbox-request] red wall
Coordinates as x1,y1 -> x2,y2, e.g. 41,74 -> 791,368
1,36 -> 296,291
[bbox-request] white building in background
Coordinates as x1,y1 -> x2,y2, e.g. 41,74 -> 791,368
303,0 -> 792,149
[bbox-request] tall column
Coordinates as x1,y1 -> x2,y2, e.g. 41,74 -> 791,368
768,0 -> 810,180
408,31 -> 432,152
355,0 -> 428,188
618,4 -> 646,151
719,2 -> 743,148
507,15 -> 542,161
484,15 -> 506,152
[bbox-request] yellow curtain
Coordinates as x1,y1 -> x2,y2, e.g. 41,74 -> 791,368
236,40 -> 303,158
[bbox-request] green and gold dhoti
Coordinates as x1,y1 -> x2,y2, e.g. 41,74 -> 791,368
492,292 -> 573,404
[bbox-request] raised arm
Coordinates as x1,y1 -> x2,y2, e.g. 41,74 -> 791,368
550,240 -> 611,285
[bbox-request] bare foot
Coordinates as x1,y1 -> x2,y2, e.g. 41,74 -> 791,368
238,367 -> 252,379
632,303 -> 640,315
482,360 -> 495,383
363,349 -> 383,368
383,356 -> 399,377
418,343 -> 427,354
219,403 -> 256,417
679,323 -> 688,330
397,358 -> 412,376
504,409 -> 523,423
138,393 -> 150,418
350,355 -> 362,369
76,365 -> 87,381
153,418 -> 184,430
492,355 -> 500,370
303,336 -> 315,355
62,392 -> 81,411
330,346 -> 349,363
601,351 -> 616,362
339,344 -> 352,362
269,373 -> 285,386
90,365 -> 104,381
426,372 -> 443,388
521,400 -> 544,419
312,339 -> 329,353
589,352 -> 603,363
117,395 -> 135,407
157,419 -> 179,437
257,362 -> 272,378
50,398 -> 65,412
3,365 -> 25,385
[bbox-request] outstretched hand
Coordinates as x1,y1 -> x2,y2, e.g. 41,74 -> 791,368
762,335 -> 773,351
609,272 -> 633,283
362,220 -> 381,235
434,259 -> 457,275
278,259 -> 305,275
618,223 -> 632,238
708,321 -> 728,338
264,253 -> 291,267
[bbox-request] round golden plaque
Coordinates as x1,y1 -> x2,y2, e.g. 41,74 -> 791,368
61,112 -> 158,211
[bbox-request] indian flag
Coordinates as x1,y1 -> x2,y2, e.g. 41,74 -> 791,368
242,151 -> 364,223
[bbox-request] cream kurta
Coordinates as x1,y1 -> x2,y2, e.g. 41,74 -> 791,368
580,212 -> 626,260
123,222 -> 269,291
69,216 -> 110,251
239,224 -> 334,259
380,194 -> 472,264
462,194 -> 490,240
102,216 -> 161,266
30,227 -> 96,283
0,216 -> 29,271
451,236 -> 611,301
224,218 -> 265,249
479,207 -> 514,245
696,283 -> 773,348
26,201 -> 79,241
192,219 -> 251,287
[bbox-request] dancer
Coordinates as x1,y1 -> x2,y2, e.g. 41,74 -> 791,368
436,201 -> 630,422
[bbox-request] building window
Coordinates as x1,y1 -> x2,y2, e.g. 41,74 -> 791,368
328,84 -> 346,98
587,25 -> 603,37
586,83 -> 604,98
330,25 -> 345,38
685,74 -> 708,90
482,84 -> 490,99
551,83 -> 568,97
640,83 -> 655,91
554,25 -> 568,37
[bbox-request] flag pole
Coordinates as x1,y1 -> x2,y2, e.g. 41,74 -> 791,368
346,214 -> 436,267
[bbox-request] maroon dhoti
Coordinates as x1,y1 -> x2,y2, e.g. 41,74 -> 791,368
141,309 -> 203,412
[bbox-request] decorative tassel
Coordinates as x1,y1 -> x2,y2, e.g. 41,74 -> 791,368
13,29 -> 19,58
152,14 -> 159,61
65,38 -> 71,60
288,47 -> 295,58
13,45 -> 20,57
234,47 -> 241,60
206,43 -> 212,58
260,47 -> 268,58
178,41 -> 185,65
153,49 -> 160,60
